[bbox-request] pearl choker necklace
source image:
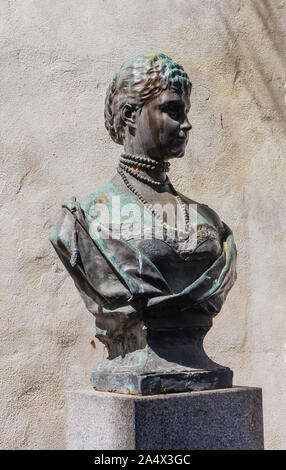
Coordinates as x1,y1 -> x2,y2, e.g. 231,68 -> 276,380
121,153 -> 170,172
119,153 -> 170,188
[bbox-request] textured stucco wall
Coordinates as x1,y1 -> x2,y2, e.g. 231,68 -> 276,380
0,0 -> 285,449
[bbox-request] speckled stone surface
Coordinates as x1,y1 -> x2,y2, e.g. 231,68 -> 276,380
66,386 -> 264,450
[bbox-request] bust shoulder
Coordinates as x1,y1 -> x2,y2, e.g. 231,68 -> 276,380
79,178 -> 120,215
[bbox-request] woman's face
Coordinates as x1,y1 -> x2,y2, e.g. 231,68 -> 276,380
133,88 -> 192,161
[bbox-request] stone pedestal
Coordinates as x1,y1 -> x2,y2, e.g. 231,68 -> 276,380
66,387 -> 264,450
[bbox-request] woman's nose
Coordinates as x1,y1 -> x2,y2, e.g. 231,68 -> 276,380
181,118 -> 192,131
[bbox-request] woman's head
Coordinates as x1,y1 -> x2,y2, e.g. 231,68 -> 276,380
104,53 -> 192,159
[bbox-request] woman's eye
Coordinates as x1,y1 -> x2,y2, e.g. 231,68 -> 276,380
166,105 -> 180,115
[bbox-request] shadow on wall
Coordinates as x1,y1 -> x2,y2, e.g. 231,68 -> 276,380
217,0 -> 286,127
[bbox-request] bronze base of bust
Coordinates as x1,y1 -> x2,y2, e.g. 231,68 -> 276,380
91,307 -> 233,395
90,368 -> 233,396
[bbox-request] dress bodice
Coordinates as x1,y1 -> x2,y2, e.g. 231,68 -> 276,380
81,173 -> 226,294
129,233 -> 221,293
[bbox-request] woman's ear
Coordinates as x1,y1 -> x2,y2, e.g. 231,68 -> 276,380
121,104 -> 137,129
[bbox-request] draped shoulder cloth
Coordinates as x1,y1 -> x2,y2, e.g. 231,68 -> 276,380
49,180 -> 237,320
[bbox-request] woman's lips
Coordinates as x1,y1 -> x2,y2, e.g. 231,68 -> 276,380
175,131 -> 188,140
174,136 -> 187,143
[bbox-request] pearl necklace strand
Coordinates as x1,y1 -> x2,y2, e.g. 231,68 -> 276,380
117,164 -> 191,239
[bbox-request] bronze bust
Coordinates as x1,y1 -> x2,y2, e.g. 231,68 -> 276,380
50,53 -> 237,395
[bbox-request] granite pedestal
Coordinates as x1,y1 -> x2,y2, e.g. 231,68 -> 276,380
66,386 -> 264,450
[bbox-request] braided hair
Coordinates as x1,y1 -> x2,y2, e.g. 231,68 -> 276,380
104,53 -> 192,145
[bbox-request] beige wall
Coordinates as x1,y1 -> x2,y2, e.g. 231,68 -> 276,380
0,0 -> 285,449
